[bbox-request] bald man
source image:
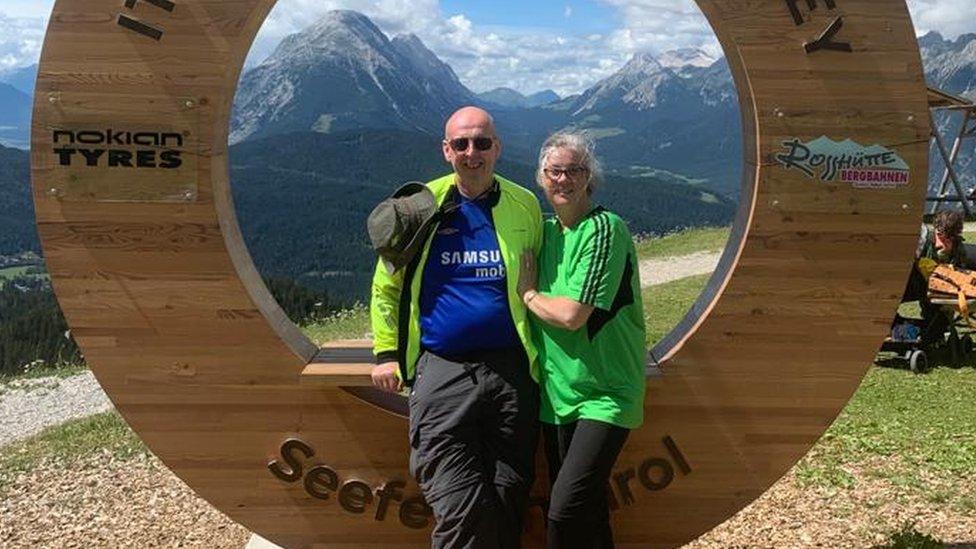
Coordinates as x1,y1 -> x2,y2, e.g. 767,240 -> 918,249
370,107 -> 543,547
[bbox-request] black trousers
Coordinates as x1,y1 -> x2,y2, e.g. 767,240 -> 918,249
409,348 -> 539,549
543,420 -> 630,549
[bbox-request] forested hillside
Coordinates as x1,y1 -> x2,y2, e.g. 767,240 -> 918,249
0,145 -> 39,255
229,129 -> 735,302
0,277 -> 81,376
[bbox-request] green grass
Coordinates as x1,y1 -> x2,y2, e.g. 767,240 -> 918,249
634,226 -> 731,261
0,411 -> 148,494
637,267 -> 976,509
796,366 -> 976,507
642,273 -> 710,346
0,265 -> 49,283
0,363 -> 88,385
302,305 -> 370,345
0,266 -> 31,280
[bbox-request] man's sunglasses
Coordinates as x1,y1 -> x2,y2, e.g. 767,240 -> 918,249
447,137 -> 494,152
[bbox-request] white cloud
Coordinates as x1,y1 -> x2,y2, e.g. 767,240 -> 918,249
564,6 -> 573,18
598,0 -> 716,58
0,11 -> 47,73
907,0 -> 976,39
0,1 -> 54,19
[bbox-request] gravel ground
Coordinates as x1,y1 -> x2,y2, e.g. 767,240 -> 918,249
0,452 -> 971,548
640,251 -> 721,288
0,454 -> 249,548
0,372 -> 111,447
688,460 -> 976,548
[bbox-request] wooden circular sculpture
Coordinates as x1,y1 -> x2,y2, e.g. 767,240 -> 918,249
31,1 -> 930,547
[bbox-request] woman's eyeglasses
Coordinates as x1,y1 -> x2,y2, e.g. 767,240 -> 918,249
447,137 -> 494,152
544,166 -> 589,179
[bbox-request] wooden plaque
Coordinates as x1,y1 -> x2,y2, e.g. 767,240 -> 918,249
31,1 -> 930,547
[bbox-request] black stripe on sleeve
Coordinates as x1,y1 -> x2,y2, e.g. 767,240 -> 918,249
581,213 -> 612,304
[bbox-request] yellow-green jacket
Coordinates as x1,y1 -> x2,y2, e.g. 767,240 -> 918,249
370,173 -> 543,386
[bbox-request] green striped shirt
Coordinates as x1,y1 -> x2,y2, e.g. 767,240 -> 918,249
532,207 -> 646,429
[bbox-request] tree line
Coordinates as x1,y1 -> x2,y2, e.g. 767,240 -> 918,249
0,277 -> 81,376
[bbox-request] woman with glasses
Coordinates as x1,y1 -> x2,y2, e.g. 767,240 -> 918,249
518,132 -> 646,548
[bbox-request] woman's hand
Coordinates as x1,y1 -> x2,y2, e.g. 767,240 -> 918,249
518,249 -> 538,302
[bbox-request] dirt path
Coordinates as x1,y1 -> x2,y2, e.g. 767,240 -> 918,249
639,251 -> 721,288
0,372 -> 111,447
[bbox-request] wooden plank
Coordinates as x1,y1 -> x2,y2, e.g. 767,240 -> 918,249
301,363 -> 375,386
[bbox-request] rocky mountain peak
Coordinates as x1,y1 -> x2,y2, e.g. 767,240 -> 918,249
956,33 -> 976,48
478,87 -> 560,108
918,31 -> 946,49
569,52 -> 680,114
309,9 -> 384,39
622,52 -> 665,75
391,32 -> 466,89
231,10 -> 475,144
270,10 -> 391,64
921,32 -> 976,100
391,32 -> 425,51
658,48 -> 717,70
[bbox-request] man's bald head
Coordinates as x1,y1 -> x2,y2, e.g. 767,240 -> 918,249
442,106 -> 501,193
444,106 -> 496,140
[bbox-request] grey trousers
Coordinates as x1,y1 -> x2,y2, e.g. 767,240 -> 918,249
408,348 -> 539,549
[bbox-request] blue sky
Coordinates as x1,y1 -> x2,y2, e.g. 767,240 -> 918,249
2,0 -> 975,96
440,0 -> 618,34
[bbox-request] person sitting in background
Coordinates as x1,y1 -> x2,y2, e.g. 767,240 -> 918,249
894,210 -> 968,343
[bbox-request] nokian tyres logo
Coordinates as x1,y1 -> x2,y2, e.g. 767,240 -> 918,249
52,129 -> 184,169
776,136 -> 910,189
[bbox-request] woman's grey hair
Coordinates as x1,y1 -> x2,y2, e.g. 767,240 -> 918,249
536,132 -> 604,194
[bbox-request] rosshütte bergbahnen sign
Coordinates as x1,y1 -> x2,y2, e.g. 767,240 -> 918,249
31,0 -> 930,546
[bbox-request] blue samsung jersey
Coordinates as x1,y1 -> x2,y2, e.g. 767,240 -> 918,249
420,194 -> 520,357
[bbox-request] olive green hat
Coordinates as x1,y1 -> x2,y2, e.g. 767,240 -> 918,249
367,182 -> 438,274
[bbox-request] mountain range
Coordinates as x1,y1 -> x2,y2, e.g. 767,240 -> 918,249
920,31 -> 976,192
921,31 -> 976,99
229,10 -> 743,194
477,88 -> 561,109
224,13 -> 976,198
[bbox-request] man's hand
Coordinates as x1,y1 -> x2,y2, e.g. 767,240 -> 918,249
518,249 -> 538,301
371,362 -> 402,393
